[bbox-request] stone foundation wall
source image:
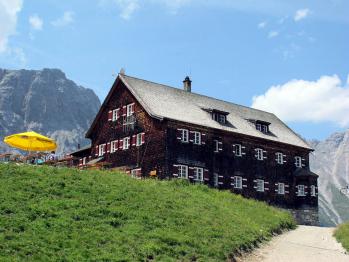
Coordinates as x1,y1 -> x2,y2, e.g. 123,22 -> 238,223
285,206 -> 319,226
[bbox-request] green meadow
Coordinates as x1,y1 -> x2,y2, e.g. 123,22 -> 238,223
0,164 -> 295,261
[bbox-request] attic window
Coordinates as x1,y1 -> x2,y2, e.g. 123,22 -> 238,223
212,113 -> 226,124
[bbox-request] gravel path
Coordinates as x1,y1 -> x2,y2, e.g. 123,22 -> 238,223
242,226 -> 348,262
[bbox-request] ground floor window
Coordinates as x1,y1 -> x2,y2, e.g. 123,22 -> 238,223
131,168 -> 141,178
234,176 -> 242,189
277,183 -> 285,195
297,185 -> 305,196
178,165 -> 188,179
256,179 -> 264,192
193,167 -> 203,182
310,185 -> 316,196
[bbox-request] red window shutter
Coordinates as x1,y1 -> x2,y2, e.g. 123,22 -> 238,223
188,167 -> 195,180
115,140 -> 119,150
218,141 -> 223,151
79,159 -> 83,166
176,129 -> 182,140
189,131 -> 194,143
131,135 -> 136,146
172,164 -> 179,177
106,142 -> 110,153
95,145 -> 98,156
201,133 -> 206,145
141,133 -> 145,144
122,106 -> 127,116
108,110 -> 112,121
203,169 -> 209,183
119,139 -> 123,149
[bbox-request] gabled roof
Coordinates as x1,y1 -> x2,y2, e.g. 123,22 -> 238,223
87,73 -> 312,150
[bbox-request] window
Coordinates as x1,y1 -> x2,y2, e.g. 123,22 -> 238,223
297,185 -> 305,196
112,109 -> 119,121
311,185 -> 316,196
180,129 -> 189,143
255,148 -> 264,160
111,140 -> 118,153
256,179 -> 264,192
214,140 -> 219,153
234,176 -> 242,189
123,137 -> 130,150
178,165 -> 188,179
212,113 -> 226,124
136,133 -> 142,146
126,103 -> 134,117
234,144 -> 242,156
278,183 -> 285,195
98,144 -> 106,156
295,156 -> 302,168
193,131 -> 201,145
256,123 -> 269,133
213,173 -> 219,188
193,167 -> 204,182
276,152 -> 284,164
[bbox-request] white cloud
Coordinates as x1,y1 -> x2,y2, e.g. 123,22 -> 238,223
252,74 -> 349,127
268,31 -> 279,38
294,8 -> 310,22
258,21 -> 267,29
51,11 -> 74,27
0,0 -> 23,53
29,14 -> 43,30
119,0 -> 140,20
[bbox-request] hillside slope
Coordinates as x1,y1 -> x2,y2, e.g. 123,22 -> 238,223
309,130 -> 349,226
0,164 -> 295,261
0,68 -> 100,154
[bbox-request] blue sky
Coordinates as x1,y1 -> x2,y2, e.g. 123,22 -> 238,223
1,0 -> 349,140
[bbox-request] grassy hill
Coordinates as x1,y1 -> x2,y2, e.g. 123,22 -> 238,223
335,222 -> 349,251
0,164 -> 295,261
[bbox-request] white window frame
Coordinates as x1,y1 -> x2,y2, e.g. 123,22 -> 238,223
234,144 -> 242,157
178,165 -> 188,179
136,133 -> 142,146
256,179 -> 264,192
131,168 -> 141,178
82,157 -> 87,165
213,173 -> 219,188
193,167 -> 204,182
112,109 -> 118,121
276,152 -> 284,165
295,156 -> 302,168
126,103 -> 134,117
98,144 -> 106,156
297,185 -> 305,196
256,123 -> 268,133
256,148 -> 264,160
123,137 -> 130,150
311,185 -> 316,196
278,183 -> 285,195
234,176 -> 242,189
214,140 -> 219,153
180,129 -> 189,143
111,140 -> 118,153
193,131 -> 201,145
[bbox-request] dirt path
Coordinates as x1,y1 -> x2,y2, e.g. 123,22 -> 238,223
242,226 -> 348,262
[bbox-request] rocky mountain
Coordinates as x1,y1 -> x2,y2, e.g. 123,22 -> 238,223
0,68 -> 101,154
309,129 -> 349,226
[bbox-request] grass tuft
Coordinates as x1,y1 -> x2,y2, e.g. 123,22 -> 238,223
334,221 -> 349,252
0,163 -> 295,261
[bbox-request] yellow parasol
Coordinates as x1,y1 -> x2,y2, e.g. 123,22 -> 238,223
4,131 -> 57,152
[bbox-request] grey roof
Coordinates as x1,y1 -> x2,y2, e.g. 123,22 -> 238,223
118,74 -> 311,150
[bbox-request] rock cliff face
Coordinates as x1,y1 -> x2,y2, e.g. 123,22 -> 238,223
0,68 -> 100,154
309,130 -> 349,226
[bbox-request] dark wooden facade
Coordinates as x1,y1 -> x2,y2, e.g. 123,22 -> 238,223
83,75 -> 318,218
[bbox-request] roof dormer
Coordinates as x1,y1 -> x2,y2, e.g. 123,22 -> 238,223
248,119 -> 271,134
202,108 -> 229,124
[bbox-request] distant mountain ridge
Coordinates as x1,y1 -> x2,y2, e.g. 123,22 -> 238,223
0,68 -> 101,154
309,130 -> 349,226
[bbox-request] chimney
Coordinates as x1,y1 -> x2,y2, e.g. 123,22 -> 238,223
77,143 -> 81,149
183,76 -> 192,92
